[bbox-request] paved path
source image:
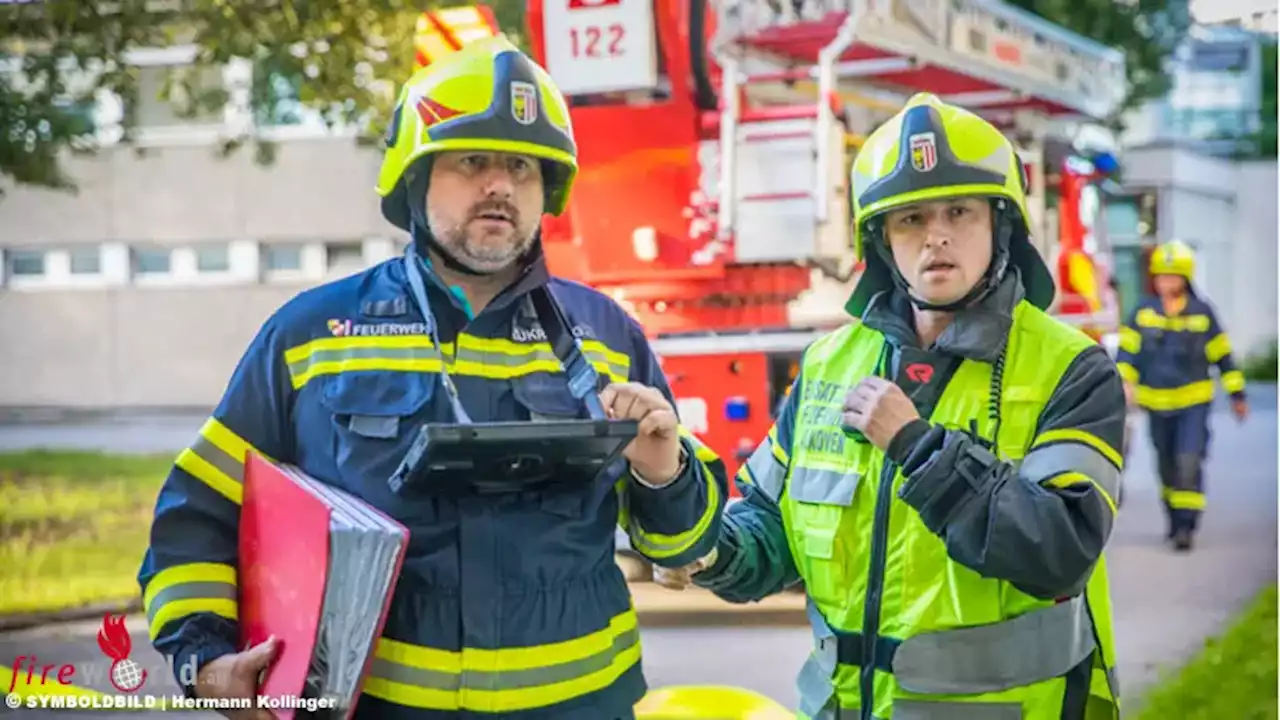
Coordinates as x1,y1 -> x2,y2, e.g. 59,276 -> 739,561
1,389 -> 1275,717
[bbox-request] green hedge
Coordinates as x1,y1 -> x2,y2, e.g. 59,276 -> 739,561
1242,339 -> 1278,381
1130,583 -> 1278,720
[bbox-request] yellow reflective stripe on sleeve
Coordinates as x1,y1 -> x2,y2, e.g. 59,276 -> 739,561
768,424 -> 789,466
627,427 -> 722,560
1136,380 -> 1215,411
614,477 -> 629,531
1222,370 -> 1246,394
1116,362 -> 1138,384
362,608 -> 641,712
1031,428 -> 1123,470
142,562 -> 239,642
1044,472 -> 1118,515
175,417 -> 270,505
1205,333 -> 1232,363
285,336 -> 443,389
1118,327 -> 1142,354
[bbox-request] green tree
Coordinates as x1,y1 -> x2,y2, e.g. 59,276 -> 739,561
1252,37 -> 1277,159
1005,0 -> 1190,123
0,0 -> 525,199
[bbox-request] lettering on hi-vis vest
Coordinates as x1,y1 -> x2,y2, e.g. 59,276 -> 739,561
803,379 -> 845,405
797,404 -> 847,454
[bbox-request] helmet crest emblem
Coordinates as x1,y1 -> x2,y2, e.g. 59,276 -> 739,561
909,132 -> 937,172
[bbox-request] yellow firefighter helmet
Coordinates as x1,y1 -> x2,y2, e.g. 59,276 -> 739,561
635,685 -> 794,720
1149,239 -> 1195,280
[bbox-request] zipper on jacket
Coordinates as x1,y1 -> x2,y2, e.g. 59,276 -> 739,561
858,459 -> 898,720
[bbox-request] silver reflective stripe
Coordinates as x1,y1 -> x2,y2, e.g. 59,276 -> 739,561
745,440 -> 787,502
1020,442 -> 1122,501
451,345 -> 629,381
894,699 -> 1023,720
789,466 -> 860,506
145,581 -> 237,629
798,599 -> 839,719
190,434 -> 245,483
893,595 -> 1096,695
286,344 -> 443,380
368,625 -> 640,692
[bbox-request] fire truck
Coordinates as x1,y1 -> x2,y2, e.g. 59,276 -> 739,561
512,0 -> 1128,482
411,2 -> 1127,484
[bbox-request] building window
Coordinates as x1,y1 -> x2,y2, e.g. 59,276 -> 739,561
195,244 -> 230,272
69,247 -> 101,275
135,64 -> 224,129
326,241 -> 366,274
9,250 -> 46,276
134,248 -> 172,274
263,243 -> 303,271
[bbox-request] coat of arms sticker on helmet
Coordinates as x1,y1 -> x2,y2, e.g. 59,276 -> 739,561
909,132 -> 937,172
511,80 -> 539,125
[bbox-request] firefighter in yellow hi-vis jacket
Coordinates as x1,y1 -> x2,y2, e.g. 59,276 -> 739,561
1115,240 -> 1248,552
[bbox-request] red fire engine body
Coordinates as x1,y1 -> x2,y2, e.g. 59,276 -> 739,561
512,0 -> 1127,484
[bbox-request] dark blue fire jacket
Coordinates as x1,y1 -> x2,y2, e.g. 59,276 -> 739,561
137,246 -> 728,719
1115,293 -> 1247,413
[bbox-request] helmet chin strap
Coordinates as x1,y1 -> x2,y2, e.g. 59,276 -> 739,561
871,199 -> 1016,313
409,220 -> 495,277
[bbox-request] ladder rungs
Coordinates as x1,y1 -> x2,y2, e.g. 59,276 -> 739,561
698,96 -> 845,136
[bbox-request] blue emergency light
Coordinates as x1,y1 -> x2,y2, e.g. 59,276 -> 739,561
724,396 -> 750,421
1091,151 -> 1120,176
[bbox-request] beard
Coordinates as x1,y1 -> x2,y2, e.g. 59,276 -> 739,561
426,199 -> 536,274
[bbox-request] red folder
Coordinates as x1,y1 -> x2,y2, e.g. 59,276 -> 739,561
240,452 -> 409,720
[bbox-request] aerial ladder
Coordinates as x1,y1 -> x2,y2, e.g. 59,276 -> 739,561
522,0 -> 1127,479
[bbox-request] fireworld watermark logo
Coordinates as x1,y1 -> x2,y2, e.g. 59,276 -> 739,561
98,613 -> 147,692
5,614 -> 337,713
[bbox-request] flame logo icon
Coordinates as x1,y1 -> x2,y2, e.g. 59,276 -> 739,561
97,613 -> 147,693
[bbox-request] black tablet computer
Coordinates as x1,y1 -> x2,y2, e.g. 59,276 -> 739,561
388,419 -> 640,496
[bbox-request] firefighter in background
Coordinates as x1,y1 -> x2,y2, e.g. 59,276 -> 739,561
1115,240 -> 1248,552
655,93 -> 1125,719
137,35 -> 728,720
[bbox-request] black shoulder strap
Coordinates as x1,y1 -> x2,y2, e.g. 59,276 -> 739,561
527,286 -> 610,421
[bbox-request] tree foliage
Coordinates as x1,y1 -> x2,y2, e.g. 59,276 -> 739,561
0,0 -> 525,198
1252,37 -> 1277,159
1004,0 -> 1191,124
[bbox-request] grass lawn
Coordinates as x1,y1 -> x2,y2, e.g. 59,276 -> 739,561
0,450 -> 171,616
1130,582 -> 1278,720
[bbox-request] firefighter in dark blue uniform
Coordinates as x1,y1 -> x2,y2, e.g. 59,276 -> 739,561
137,36 -> 728,720
1115,240 -> 1247,552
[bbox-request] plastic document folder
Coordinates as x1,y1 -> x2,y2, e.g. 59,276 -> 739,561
241,453 -> 410,720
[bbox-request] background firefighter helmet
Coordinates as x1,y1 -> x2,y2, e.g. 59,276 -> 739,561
845,92 -> 1055,317
1150,239 -> 1196,280
375,34 -> 579,232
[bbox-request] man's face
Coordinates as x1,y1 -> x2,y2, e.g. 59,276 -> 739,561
1153,273 -> 1187,298
883,197 -> 994,306
426,151 -> 545,273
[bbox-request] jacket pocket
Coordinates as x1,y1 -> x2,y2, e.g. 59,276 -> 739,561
319,370 -> 436,493
788,465 -> 863,609
511,374 -> 592,518
512,374 -> 586,422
